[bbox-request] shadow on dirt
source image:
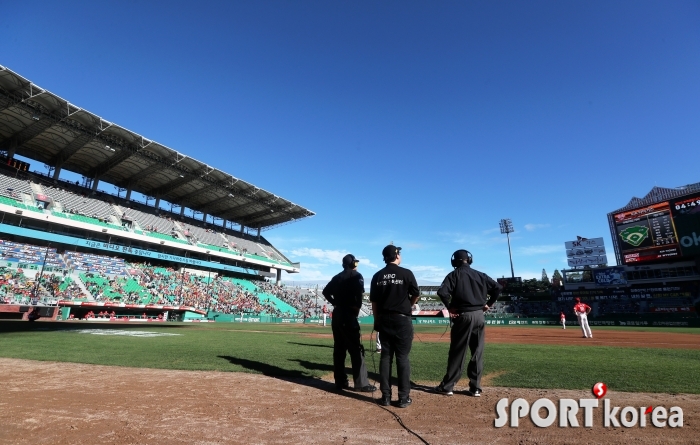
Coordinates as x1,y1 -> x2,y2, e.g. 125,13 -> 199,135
217,355 -> 380,403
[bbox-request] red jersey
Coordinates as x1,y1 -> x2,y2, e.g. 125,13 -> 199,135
560,312 -> 565,320
573,303 -> 590,315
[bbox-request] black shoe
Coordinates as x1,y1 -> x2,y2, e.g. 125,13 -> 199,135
433,384 -> 453,396
355,384 -> 376,393
335,382 -> 350,391
466,388 -> 482,397
378,395 -> 391,406
396,397 -> 412,408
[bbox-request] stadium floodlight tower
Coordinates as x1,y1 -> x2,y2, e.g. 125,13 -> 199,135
499,218 -> 515,279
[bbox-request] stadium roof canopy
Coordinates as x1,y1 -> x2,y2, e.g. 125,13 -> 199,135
608,182 -> 700,215
0,66 -> 314,230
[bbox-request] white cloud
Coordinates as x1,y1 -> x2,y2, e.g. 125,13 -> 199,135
406,265 -> 449,282
287,247 -> 377,268
524,223 -> 551,232
283,268 -> 332,282
516,245 -> 563,255
289,248 -> 344,263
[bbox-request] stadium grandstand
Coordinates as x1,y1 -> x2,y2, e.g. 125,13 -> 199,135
0,65 -> 321,321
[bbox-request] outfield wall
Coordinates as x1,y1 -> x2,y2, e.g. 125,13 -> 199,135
201,314 -> 700,327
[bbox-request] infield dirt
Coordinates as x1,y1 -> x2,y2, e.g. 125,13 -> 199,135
1,357 -> 698,445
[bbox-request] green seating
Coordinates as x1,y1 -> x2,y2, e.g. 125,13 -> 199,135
197,242 -> 233,253
59,277 -> 73,292
225,277 -> 258,292
146,231 -> 190,244
68,214 -> 124,231
0,196 -> 42,212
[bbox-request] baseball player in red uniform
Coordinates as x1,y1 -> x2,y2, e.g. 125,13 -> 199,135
573,297 -> 592,338
560,311 -> 566,330
322,304 -> 329,327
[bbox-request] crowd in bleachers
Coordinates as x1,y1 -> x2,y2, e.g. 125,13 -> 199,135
209,279 -> 284,316
0,268 -> 34,303
256,281 -> 321,317
0,267 -> 81,303
74,263 -> 289,316
416,301 -> 446,311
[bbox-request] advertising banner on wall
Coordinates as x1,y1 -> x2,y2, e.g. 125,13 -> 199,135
567,256 -> 607,267
593,267 -> 627,286
566,246 -> 606,258
564,238 -> 604,250
565,237 -> 607,267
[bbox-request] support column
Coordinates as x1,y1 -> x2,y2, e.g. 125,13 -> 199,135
240,224 -> 245,234
257,227 -> 261,240
125,188 -> 132,201
52,163 -> 62,180
155,197 -> 161,209
91,177 -> 100,191
7,142 -> 17,159
180,206 -> 185,216
203,213 -> 208,224
276,268 -> 282,286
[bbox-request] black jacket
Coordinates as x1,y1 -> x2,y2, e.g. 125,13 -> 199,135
322,269 -> 364,310
437,264 -> 501,313
369,263 -> 420,316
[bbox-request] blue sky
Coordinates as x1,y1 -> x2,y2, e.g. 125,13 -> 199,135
2,1 -> 699,284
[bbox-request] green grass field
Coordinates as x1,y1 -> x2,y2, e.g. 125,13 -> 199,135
1,322 -> 699,394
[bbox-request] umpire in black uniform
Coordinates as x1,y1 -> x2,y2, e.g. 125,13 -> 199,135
370,245 -> 420,408
434,249 -> 501,397
322,254 -> 376,393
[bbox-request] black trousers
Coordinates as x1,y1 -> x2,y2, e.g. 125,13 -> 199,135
378,314 -> 413,399
441,310 -> 485,392
331,309 -> 370,388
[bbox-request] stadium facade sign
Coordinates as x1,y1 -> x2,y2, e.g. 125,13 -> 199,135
593,267 -> 627,286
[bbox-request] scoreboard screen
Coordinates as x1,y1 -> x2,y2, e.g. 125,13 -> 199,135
613,202 -> 681,264
613,191 -> 700,264
1,157 -> 30,172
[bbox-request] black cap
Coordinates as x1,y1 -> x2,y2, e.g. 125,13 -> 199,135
453,250 -> 470,261
342,254 -> 359,269
382,245 -> 401,262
